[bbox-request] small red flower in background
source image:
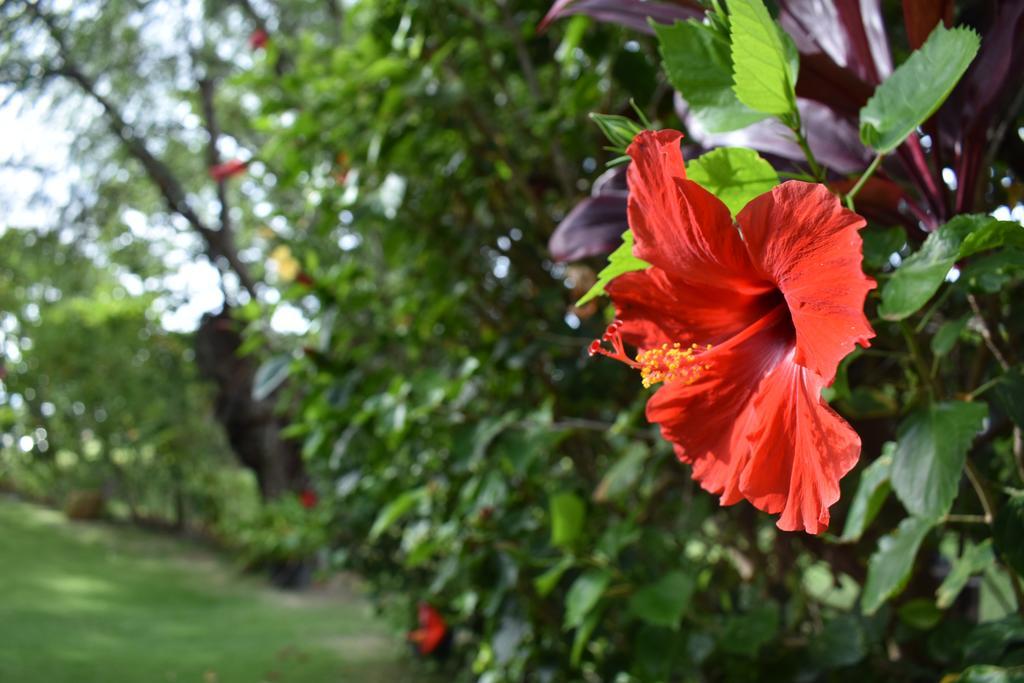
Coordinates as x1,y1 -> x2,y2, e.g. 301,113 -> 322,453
249,29 -> 269,50
209,159 -> 249,182
408,602 -> 448,656
591,130 -> 875,534
298,489 -> 318,509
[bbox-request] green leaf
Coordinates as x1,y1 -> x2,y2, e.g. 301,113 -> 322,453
729,0 -> 798,117
994,493 -> 1024,578
368,486 -> 427,540
993,368 -> 1024,428
937,539 -> 995,609
593,446 -> 648,503
252,354 -> 292,401
590,113 -> 645,154
890,401 -> 987,519
685,147 -> 778,217
653,19 -> 767,134
575,231 -> 650,306
879,214 -> 995,321
862,516 -> 936,614
628,570 -> 695,629
898,598 -> 943,630
954,665 -> 1024,683
959,219 -> 1024,258
550,491 -> 586,548
565,569 -> 612,629
931,315 -> 971,357
570,607 -> 603,667
534,556 -> 575,597
808,616 -> 867,669
862,226 -> 906,271
859,24 -> 980,153
840,447 -> 893,542
718,603 -> 780,656
963,617 -> 1024,665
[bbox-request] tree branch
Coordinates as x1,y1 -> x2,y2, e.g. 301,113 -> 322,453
27,3 -> 259,298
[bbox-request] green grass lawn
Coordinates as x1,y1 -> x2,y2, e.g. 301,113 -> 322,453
0,496 -> 422,683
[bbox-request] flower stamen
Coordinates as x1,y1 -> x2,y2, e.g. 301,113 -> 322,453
589,321 -> 712,387
636,342 -> 712,388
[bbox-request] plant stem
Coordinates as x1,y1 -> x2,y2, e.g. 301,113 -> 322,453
914,286 -> 954,334
965,460 -> 995,524
844,153 -> 884,211
968,375 -> 1006,401
900,321 -> 939,400
942,513 -> 990,524
789,122 -> 825,182
967,293 -> 1011,371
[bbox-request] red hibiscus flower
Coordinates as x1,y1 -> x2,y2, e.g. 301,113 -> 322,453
408,602 -> 448,656
249,29 -> 269,50
209,159 -> 249,182
298,489 -> 318,509
590,129 -> 875,534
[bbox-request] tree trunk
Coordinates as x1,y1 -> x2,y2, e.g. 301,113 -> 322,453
194,308 -> 305,499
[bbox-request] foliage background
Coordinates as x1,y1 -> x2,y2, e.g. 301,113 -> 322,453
2,0 -> 1024,681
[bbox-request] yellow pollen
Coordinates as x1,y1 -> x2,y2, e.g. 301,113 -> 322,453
635,341 -> 713,388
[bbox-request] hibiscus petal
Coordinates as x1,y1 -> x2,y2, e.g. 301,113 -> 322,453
643,307 -> 794,505
607,267 -> 783,349
739,358 -> 861,534
738,181 -> 875,383
626,130 -> 767,294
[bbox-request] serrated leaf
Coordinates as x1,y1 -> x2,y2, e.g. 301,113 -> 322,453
654,19 -> 767,133
252,354 -> 292,401
685,147 -> 778,217
937,539 -> 995,609
729,0 -> 798,117
550,491 -> 586,548
576,231 -> 650,306
565,569 -> 611,629
879,214 -> 994,321
862,516 -> 935,614
859,24 -> 980,152
628,570 -> 695,629
840,447 -> 893,542
890,401 -> 988,519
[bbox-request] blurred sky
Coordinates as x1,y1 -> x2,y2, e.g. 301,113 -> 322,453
0,85 -> 307,335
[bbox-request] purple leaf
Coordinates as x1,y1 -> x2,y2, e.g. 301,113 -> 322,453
549,167 -> 628,262
676,93 -> 871,174
779,0 -> 891,85
539,0 -> 703,34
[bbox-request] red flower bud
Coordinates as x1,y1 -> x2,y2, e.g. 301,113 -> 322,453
407,603 -> 448,656
249,29 -> 269,50
209,159 -> 249,182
